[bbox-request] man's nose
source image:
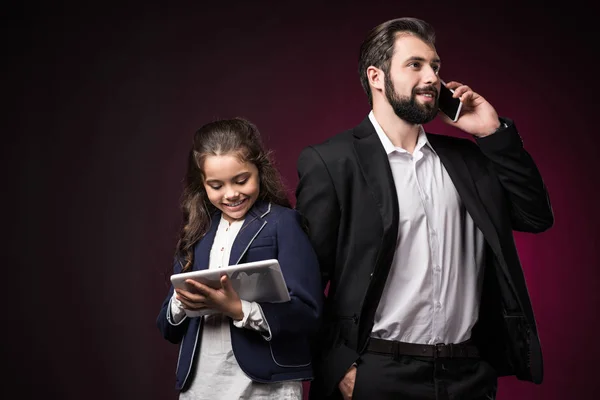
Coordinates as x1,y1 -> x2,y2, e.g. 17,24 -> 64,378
423,67 -> 440,85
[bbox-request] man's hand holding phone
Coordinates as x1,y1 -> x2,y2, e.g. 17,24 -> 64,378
438,80 -> 501,138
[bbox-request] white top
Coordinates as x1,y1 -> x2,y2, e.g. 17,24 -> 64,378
170,216 -> 302,399
369,111 -> 486,345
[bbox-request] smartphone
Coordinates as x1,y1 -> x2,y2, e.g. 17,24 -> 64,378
438,79 -> 463,122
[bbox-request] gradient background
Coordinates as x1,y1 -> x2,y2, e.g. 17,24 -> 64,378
6,1 -> 599,399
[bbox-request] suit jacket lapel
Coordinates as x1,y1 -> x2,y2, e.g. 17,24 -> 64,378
229,201 -> 271,265
352,117 -> 399,256
427,134 -> 505,266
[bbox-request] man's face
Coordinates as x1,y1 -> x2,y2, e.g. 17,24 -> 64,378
384,34 -> 442,124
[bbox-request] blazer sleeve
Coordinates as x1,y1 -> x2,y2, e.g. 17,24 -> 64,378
295,146 -> 361,395
295,146 -> 340,289
475,118 -> 554,233
156,257 -> 190,344
258,209 -> 323,338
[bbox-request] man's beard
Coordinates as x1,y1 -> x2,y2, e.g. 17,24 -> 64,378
385,73 -> 439,125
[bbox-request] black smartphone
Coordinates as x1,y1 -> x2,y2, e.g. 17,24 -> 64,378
438,80 -> 462,122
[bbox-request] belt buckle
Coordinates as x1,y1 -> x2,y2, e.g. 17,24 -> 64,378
434,342 -> 443,359
434,342 -> 451,359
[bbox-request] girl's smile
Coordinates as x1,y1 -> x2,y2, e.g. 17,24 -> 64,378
203,154 -> 260,223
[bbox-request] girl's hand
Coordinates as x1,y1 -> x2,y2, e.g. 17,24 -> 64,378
175,275 -> 243,320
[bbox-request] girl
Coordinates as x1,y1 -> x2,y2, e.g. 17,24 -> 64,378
156,118 -> 323,399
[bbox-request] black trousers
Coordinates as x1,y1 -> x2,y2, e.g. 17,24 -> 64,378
351,351 -> 497,400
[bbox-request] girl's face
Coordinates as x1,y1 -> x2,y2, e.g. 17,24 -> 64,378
202,154 -> 260,223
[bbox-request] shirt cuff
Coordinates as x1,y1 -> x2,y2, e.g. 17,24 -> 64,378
169,293 -> 187,325
232,300 -> 272,340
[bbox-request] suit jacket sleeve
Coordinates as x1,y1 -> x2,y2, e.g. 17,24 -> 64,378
258,209 -> 323,338
295,146 -> 340,289
475,118 -> 554,233
156,257 -> 190,344
295,145 -> 361,395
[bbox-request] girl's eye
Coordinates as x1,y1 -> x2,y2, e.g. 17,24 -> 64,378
236,179 -> 248,185
209,185 -> 222,190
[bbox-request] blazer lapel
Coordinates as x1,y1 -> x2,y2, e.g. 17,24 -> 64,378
352,117 -> 399,258
229,201 -> 271,265
427,134 -> 506,267
192,212 -> 221,272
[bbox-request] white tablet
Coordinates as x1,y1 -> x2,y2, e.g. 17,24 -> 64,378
170,259 -> 290,304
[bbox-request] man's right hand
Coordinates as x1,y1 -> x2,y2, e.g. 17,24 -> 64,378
338,364 -> 357,400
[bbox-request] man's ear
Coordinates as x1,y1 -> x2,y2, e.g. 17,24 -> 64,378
367,66 -> 384,93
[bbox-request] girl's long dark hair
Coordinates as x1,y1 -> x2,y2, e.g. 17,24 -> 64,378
175,118 -> 291,272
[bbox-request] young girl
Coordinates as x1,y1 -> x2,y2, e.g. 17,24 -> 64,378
156,118 -> 323,399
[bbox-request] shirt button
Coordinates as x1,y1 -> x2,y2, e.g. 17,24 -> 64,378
435,302 -> 442,309
434,266 -> 441,272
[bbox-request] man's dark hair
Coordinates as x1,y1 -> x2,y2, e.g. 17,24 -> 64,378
359,17 -> 436,106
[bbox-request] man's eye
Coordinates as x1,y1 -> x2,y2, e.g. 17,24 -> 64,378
409,62 -> 421,68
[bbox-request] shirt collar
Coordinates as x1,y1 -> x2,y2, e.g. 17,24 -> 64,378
368,111 -> 435,155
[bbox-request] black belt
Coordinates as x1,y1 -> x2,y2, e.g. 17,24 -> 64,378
367,337 -> 480,359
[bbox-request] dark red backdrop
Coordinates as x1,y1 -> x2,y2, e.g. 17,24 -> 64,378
7,1 -> 598,399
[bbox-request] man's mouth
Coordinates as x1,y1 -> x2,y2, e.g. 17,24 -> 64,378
416,90 -> 437,99
415,86 -> 438,99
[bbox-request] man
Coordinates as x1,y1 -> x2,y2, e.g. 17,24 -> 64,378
295,17 -> 553,400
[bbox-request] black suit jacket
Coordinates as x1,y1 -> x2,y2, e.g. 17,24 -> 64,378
295,116 -> 553,399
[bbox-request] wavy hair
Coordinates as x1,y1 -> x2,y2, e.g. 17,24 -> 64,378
175,118 -> 291,272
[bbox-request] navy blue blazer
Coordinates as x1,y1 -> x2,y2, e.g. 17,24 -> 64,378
156,201 -> 323,391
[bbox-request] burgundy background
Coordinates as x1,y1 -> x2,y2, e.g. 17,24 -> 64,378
6,1 -> 599,399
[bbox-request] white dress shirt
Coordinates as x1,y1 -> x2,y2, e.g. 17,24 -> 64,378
170,216 -> 302,399
369,111 -> 486,345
